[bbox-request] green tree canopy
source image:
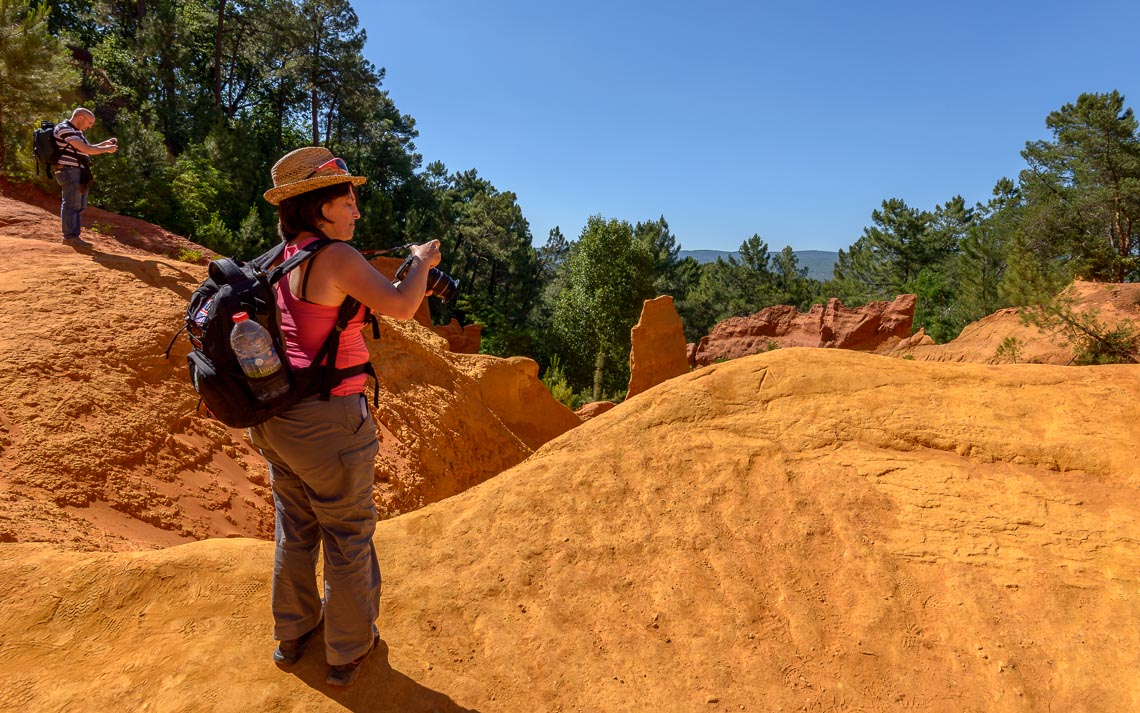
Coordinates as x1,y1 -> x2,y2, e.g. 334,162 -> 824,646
833,198 -> 933,302
677,234 -> 785,340
958,177 -> 1020,319
552,216 -> 655,401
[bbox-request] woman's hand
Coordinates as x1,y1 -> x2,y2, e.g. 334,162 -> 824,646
409,239 -> 442,269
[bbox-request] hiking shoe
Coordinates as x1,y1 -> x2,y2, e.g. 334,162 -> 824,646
273,620 -> 322,667
62,236 -> 93,248
325,634 -> 379,688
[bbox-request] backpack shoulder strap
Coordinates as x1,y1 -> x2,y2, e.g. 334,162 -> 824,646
264,238 -> 335,285
261,240 -> 376,402
311,296 -> 363,400
248,241 -> 287,272
54,121 -> 84,163
204,238 -> 320,288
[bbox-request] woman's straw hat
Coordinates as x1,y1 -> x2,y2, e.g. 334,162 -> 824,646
263,146 -> 366,205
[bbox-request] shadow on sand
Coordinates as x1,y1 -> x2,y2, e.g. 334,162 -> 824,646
285,639 -> 481,712
82,245 -> 200,300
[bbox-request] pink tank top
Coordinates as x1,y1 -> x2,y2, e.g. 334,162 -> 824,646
277,237 -> 369,396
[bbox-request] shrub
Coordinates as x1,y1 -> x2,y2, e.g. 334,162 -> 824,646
994,336 -> 1024,364
541,355 -> 575,409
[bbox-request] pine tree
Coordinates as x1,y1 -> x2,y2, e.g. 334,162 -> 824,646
0,0 -> 79,171
1018,91 -> 1140,282
832,198 -> 932,302
958,178 -> 1019,319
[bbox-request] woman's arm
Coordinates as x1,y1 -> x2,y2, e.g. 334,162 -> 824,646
327,240 -> 442,320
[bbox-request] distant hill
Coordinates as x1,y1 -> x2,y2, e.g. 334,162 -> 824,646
679,249 -> 839,281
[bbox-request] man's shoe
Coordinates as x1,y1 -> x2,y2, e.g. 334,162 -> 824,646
325,634 -> 379,688
62,236 -> 92,248
273,620 -> 322,667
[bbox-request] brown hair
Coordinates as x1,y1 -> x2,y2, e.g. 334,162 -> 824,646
276,182 -> 354,241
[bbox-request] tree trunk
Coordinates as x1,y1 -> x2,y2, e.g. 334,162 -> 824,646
311,86 -> 320,145
310,26 -> 321,145
1112,197 -> 1133,282
323,91 -> 337,146
487,258 -> 498,303
213,0 -> 227,112
274,95 -> 284,156
592,347 -> 605,402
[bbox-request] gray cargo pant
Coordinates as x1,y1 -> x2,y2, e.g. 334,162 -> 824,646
249,393 -> 381,666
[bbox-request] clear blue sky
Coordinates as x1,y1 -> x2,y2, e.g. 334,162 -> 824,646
356,1 -> 1140,253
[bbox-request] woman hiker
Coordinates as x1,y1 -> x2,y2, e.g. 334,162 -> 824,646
252,146 -> 441,687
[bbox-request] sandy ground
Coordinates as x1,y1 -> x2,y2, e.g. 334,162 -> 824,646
1,349 -> 1138,712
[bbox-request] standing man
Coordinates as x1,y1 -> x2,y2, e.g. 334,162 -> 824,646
53,107 -> 118,248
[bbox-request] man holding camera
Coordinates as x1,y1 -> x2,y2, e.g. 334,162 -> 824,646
53,107 -> 118,248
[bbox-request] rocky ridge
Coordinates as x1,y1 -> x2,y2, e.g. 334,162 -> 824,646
692,294 -> 916,366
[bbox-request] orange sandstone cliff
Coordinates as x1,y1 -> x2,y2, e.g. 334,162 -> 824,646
626,295 -> 689,398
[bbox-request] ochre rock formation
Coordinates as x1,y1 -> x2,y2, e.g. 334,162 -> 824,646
574,401 -> 616,420
362,320 -> 579,516
463,354 -> 582,451
692,294 -> 915,366
0,193 -> 579,550
686,341 -> 698,365
880,281 -> 1140,364
626,295 -> 689,398
890,325 -> 936,349
2,349 -> 1138,711
430,318 -> 483,353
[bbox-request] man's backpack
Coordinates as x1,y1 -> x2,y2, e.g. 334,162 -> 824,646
166,239 -> 379,429
32,121 -> 61,177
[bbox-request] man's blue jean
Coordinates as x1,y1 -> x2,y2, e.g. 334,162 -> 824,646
54,166 -> 89,240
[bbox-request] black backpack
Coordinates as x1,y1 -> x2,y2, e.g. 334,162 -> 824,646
166,239 -> 379,428
33,121 -> 61,177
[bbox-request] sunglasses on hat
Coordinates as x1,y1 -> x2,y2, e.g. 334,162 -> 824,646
308,157 -> 350,178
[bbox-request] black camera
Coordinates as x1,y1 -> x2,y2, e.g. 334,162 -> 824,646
395,256 -> 459,303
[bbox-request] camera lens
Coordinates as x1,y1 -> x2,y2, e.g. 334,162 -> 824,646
394,257 -> 459,302
427,268 -> 459,303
